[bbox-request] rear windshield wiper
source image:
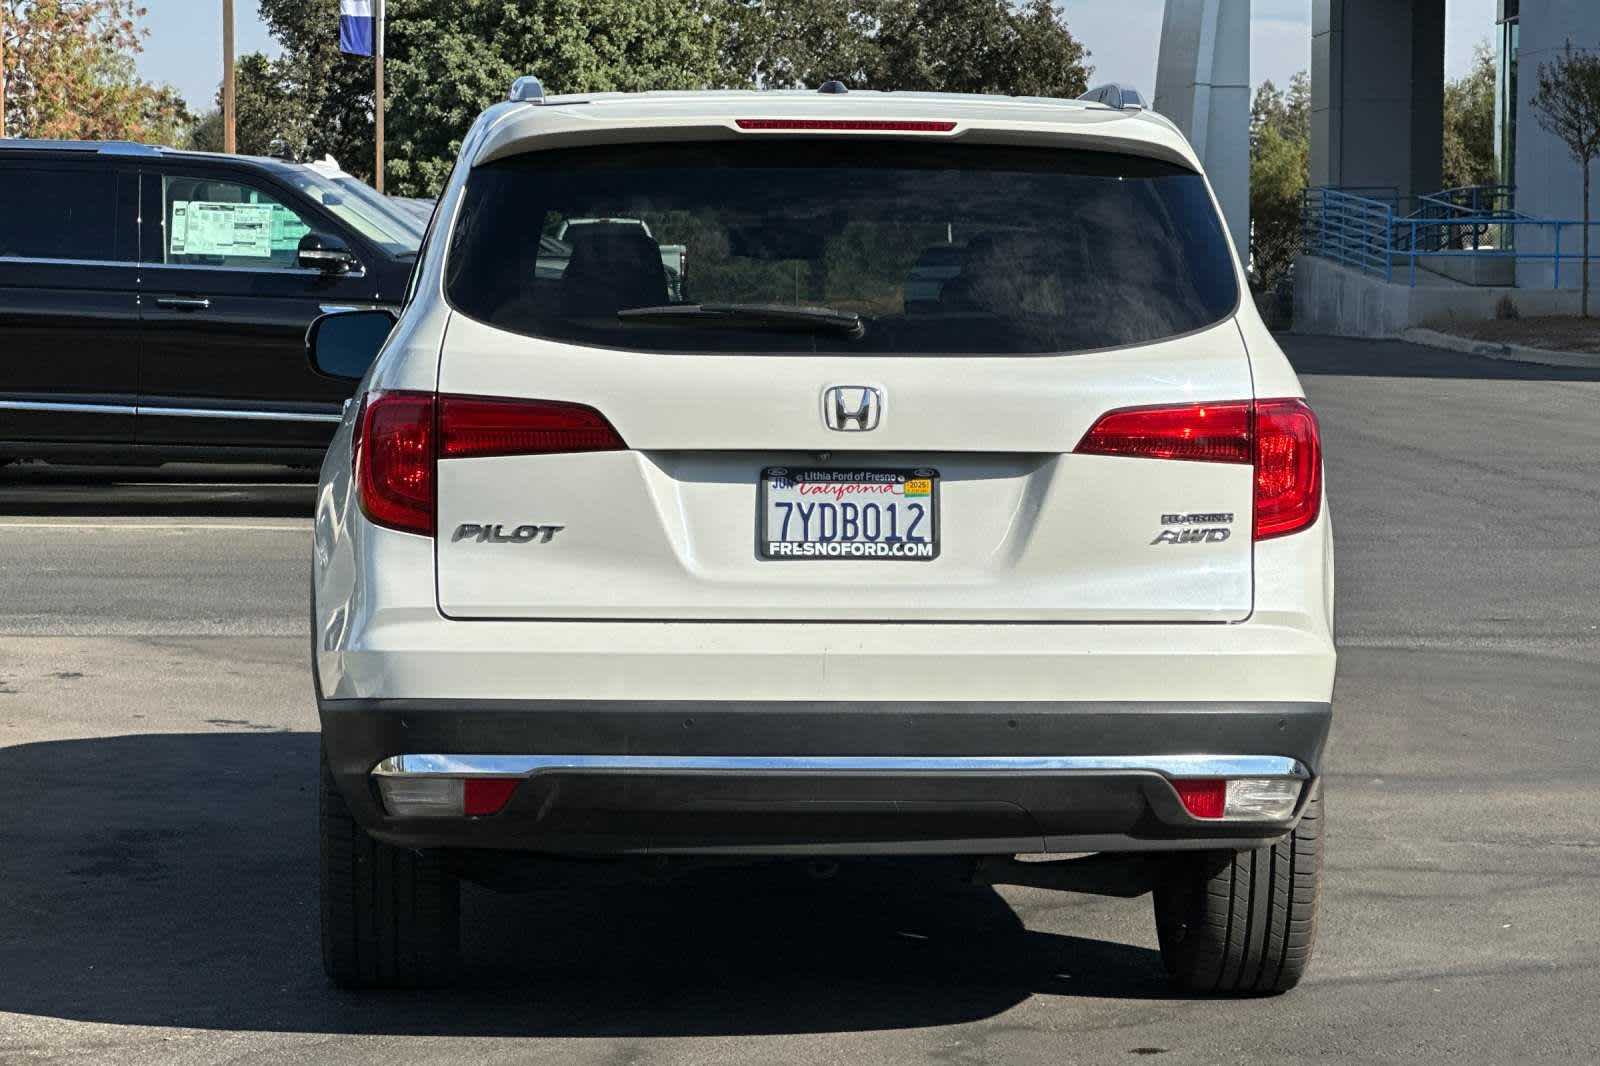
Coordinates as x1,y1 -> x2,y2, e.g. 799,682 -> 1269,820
618,303 -> 866,339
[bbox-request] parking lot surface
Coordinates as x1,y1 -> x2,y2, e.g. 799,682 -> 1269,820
2,337 -> 1598,1064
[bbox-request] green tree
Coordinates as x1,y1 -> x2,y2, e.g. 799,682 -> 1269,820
872,0 -> 1089,97
256,0 -> 725,196
720,0 -> 880,88
188,52 -> 310,158
1249,71 -> 1310,292
1443,41 -> 1497,190
1,0 -> 187,143
1530,40 -> 1600,317
723,0 -> 1091,97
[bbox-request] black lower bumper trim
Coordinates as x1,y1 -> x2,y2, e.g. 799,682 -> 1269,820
319,699 -> 1330,856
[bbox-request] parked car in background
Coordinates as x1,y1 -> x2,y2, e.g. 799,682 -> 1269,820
388,196 -> 438,228
309,82 -> 1333,994
0,140 -> 421,467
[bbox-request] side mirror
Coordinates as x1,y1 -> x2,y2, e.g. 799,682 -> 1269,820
306,309 -> 397,381
298,232 -> 359,273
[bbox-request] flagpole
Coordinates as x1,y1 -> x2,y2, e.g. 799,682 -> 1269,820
374,0 -> 385,193
222,0 -> 236,152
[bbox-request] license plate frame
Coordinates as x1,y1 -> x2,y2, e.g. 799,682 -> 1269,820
757,467 -> 941,561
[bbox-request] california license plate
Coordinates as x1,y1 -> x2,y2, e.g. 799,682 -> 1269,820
759,468 -> 939,560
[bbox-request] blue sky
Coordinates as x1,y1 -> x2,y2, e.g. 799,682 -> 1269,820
135,0 -> 1499,113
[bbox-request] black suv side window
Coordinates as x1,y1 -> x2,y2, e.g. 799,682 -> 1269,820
0,163 -> 126,262
158,174 -> 316,270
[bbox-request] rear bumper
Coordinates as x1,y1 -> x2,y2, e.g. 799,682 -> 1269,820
321,699 -> 1331,856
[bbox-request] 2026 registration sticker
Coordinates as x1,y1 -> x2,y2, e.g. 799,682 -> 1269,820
759,468 -> 940,561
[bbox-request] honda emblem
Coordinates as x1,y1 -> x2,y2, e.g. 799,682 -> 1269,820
822,386 -> 883,432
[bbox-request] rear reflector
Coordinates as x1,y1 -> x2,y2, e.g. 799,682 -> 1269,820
439,396 -> 625,460
1073,397 -> 1323,541
1171,777 -> 1303,821
376,776 -> 521,817
1172,778 -> 1227,819
735,119 -> 957,132
355,390 -> 436,537
463,778 -> 519,816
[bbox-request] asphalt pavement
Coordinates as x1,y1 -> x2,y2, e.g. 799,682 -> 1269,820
2,337 -> 1598,1064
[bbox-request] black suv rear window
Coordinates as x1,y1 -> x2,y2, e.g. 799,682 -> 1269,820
0,165 -> 122,262
445,141 -> 1238,355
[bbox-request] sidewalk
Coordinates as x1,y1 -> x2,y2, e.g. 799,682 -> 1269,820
1402,326 -> 1600,370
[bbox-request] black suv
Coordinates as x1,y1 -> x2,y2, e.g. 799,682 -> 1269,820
0,140 -> 422,466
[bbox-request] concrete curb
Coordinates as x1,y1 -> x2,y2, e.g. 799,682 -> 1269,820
1402,328 -> 1600,370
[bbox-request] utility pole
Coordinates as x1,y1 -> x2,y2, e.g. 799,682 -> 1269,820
1,4 -> 9,140
373,0 -> 385,192
222,0 -> 236,152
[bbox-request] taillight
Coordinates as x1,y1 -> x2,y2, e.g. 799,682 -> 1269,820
353,391 -> 626,538
1252,398 -> 1322,540
1074,397 -> 1322,541
355,390 -> 436,537
438,396 -> 625,459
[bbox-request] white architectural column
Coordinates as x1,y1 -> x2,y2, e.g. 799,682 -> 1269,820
1510,0 -> 1600,289
1156,0 -> 1253,261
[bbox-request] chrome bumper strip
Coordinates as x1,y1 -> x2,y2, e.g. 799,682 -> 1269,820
0,398 -> 341,424
372,753 -> 1310,780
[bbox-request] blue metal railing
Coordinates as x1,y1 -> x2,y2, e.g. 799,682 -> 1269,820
1394,215 -> 1600,288
1302,187 -> 1396,282
1303,184 -> 1600,288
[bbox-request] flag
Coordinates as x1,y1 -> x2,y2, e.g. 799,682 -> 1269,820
339,0 -> 374,57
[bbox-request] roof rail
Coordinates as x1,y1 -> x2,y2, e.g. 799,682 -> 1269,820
1077,84 -> 1146,111
509,76 -> 545,103
0,138 -> 163,155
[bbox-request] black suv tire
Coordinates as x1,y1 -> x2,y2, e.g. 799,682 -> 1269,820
1152,785 -> 1322,995
320,753 -> 461,988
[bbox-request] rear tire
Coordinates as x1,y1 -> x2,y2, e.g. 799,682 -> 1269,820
1153,785 -> 1322,995
320,752 -> 461,988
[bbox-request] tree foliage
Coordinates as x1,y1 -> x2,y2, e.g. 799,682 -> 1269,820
249,0 -> 1091,196
188,52 -> 310,158
253,0 -> 724,196
1442,41 -> 1497,190
722,0 -> 1090,97
1,0 -> 187,142
1248,72 -> 1310,293
1530,40 -> 1600,316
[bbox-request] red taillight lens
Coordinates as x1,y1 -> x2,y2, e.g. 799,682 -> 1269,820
1172,778 -> 1227,820
1074,397 -> 1323,541
438,396 -> 625,459
1252,398 -> 1322,540
463,778 -> 519,817
355,390 -> 436,537
1073,402 -> 1253,464
735,119 -> 957,132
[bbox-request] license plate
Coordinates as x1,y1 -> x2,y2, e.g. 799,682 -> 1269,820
759,467 -> 939,561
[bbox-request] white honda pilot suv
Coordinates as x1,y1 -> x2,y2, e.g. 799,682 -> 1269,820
308,79 -> 1334,993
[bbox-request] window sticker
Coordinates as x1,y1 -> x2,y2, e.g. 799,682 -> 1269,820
170,201 -> 276,258
271,204 -> 312,251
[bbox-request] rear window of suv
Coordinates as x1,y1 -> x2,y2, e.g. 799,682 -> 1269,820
444,141 -> 1239,355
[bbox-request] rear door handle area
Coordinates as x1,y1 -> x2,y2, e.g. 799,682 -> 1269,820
155,297 -> 211,311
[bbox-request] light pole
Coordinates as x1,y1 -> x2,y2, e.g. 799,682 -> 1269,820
222,0 -> 236,152
374,0 -> 385,191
